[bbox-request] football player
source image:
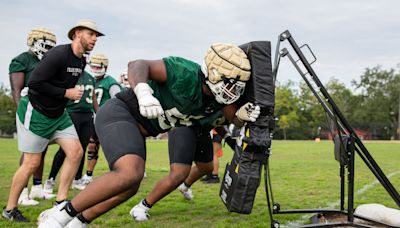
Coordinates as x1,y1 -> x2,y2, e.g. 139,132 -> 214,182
39,43 -> 260,227
6,28 -> 56,209
4,19 -> 103,223
78,53 -> 122,188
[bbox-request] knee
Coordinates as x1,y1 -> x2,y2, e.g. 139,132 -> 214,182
200,162 -> 214,174
168,171 -> 189,186
116,171 -> 143,191
22,158 -> 41,173
69,145 -> 83,162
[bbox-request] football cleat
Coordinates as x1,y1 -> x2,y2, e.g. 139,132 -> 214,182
177,183 -> 193,201
129,200 -> 150,221
2,207 -> 29,222
44,178 -> 56,194
71,180 -> 86,191
18,187 -> 39,206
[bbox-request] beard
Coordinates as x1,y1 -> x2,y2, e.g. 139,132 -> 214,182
81,38 -> 94,52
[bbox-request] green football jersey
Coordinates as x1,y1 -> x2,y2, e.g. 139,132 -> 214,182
9,51 -> 39,87
95,75 -> 121,106
67,71 -> 95,113
148,56 -> 222,132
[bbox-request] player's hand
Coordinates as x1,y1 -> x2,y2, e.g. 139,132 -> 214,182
235,102 -> 260,122
65,86 -> 83,101
134,83 -> 164,119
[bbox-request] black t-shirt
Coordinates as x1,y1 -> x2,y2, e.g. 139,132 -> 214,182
28,44 -> 86,118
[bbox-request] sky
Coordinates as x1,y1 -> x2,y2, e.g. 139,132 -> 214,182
1,0 -> 399,89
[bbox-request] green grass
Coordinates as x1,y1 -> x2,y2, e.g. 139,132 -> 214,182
0,139 -> 399,227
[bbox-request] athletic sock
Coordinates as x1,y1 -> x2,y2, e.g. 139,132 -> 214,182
142,199 -> 152,208
183,182 -> 191,188
65,201 -> 78,217
33,178 -> 42,185
55,199 -> 66,205
86,171 -> 93,176
77,213 -> 91,224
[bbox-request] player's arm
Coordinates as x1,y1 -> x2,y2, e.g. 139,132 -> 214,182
127,60 -> 166,119
9,72 -> 24,107
109,84 -> 121,98
222,104 -> 244,127
92,89 -> 99,112
222,102 -> 260,127
127,59 -> 167,87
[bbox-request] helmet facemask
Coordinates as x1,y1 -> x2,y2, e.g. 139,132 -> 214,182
90,63 -> 107,79
30,39 -> 56,60
203,43 -> 251,105
89,53 -> 108,79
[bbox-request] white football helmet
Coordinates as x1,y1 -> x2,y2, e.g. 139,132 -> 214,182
27,27 -> 57,60
202,43 -> 251,104
89,53 -> 108,79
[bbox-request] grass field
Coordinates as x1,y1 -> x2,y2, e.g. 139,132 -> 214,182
0,138 -> 399,227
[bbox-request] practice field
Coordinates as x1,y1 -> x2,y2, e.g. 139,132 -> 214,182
0,139 -> 399,227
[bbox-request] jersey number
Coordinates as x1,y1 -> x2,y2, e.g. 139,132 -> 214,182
157,107 -> 204,130
74,85 -> 94,104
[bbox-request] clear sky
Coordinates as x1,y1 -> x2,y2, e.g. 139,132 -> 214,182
1,0 -> 399,89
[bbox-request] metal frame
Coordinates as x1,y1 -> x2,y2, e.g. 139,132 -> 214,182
266,30 -> 400,228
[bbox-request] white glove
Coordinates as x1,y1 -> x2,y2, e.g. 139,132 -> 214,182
235,102 -> 261,122
134,83 -> 164,119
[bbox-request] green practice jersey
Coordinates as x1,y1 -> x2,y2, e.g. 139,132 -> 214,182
95,75 -> 121,106
9,51 -> 39,87
67,71 -> 95,113
148,56 -> 222,132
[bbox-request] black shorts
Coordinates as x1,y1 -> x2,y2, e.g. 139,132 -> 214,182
95,98 -> 146,169
168,126 -> 213,165
69,112 -> 94,150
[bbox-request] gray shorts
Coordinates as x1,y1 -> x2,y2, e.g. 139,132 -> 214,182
16,117 -> 78,153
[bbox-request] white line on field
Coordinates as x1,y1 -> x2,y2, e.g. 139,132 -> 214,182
282,170 -> 400,227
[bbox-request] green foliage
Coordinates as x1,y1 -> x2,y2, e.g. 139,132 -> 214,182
0,84 -> 16,135
274,65 -> 400,139
352,66 -> 400,139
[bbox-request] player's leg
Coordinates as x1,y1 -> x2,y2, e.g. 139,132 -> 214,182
130,126 -> 196,221
3,112 -> 49,222
178,126 -> 214,197
30,147 -> 55,199
70,112 -> 94,190
39,98 -> 146,227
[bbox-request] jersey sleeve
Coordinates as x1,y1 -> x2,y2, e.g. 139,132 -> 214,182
9,53 -> 29,73
28,49 -> 66,99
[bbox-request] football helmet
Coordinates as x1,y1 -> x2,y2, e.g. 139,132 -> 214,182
27,27 -> 57,60
202,43 -> 251,104
89,53 -> 108,79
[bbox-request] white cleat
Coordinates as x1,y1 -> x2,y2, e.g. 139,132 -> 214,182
38,201 -> 73,228
129,201 -> 150,221
65,216 -> 87,228
177,183 -> 193,201
44,178 -> 55,194
71,180 -> 86,190
80,174 -> 93,186
29,184 -> 55,200
18,187 -> 39,206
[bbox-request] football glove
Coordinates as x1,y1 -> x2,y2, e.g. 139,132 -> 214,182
235,102 -> 260,122
134,83 -> 164,119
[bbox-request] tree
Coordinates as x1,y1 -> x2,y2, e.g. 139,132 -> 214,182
352,66 -> 400,139
275,81 -> 300,139
0,84 -> 16,136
